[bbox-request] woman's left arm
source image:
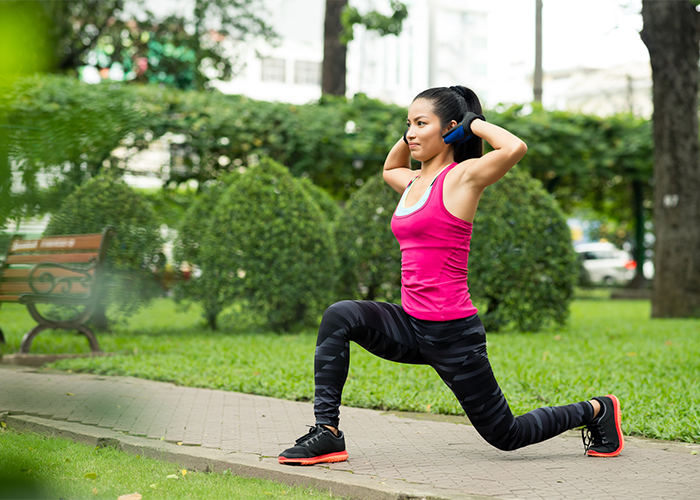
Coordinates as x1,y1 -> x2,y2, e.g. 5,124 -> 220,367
459,119 -> 527,190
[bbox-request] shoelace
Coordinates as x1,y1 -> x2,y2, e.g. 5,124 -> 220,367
581,427 -> 593,456
295,425 -> 321,446
581,419 -> 608,455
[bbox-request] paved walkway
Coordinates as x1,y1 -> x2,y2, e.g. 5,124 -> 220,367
1,365 -> 698,500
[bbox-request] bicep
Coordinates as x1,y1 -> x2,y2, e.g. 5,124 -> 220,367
460,141 -> 527,189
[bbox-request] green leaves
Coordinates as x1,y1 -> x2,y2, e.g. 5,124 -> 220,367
334,174 -> 401,301
470,168 -> 578,332
341,1 -> 409,43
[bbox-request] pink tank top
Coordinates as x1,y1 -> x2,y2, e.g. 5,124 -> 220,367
390,162 -> 477,321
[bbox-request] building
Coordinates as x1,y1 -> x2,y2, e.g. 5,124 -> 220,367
215,0 -> 514,107
540,61 -> 652,118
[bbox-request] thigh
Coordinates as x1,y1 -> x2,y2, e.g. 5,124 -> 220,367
319,300 -> 426,365
416,315 -> 515,436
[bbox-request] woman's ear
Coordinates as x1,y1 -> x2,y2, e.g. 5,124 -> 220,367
443,120 -> 458,135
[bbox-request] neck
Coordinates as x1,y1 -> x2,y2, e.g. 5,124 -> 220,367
420,151 -> 455,177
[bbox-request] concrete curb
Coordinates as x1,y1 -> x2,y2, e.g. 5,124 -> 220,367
4,414 -> 496,500
0,352 -> 117,367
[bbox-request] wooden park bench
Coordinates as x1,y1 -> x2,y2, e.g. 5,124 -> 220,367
0,226 -> 115,353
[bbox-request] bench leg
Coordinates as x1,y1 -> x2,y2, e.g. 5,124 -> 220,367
19,324 -> 49,354
0,326 -> 5,344
76,324 -> 102,353
19,325 -> 102,354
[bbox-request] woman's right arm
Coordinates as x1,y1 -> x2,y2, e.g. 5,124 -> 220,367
383,138 -> 416,194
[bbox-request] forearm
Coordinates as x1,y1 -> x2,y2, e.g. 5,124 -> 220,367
383,138 -> 412,173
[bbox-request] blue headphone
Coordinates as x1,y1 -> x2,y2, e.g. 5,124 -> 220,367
442,111 -> 485,145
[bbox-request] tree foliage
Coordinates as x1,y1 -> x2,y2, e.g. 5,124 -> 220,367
0,75 -> 147,224
341,0 -> 409,43
489,104 -> 653,215
2,0 -> 276,90
1,75 -> 654,252
323,0 -> 408,95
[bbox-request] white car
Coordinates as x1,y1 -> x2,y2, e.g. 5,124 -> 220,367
575,242 -> 637,286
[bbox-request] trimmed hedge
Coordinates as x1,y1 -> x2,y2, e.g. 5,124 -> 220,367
175,158 -> 337,331
43,174 -> 164,323
469,167 -> 578,331
334,174 -> 402,301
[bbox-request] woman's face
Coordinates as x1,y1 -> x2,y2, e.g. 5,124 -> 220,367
405,98 -> 452,162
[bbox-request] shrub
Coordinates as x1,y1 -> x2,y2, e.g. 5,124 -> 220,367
469,167 -> 578,331
172,180 -> 228,329
175,158 -> 337,331
334,174 -> 402,301
44,174 -> 164,326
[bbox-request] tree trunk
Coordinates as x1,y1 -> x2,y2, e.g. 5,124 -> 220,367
322,0 -> 348,96
91,301 -> 110,331
627,179 -> 647,289
206,309 -> 218,330
641,1 -> 700,317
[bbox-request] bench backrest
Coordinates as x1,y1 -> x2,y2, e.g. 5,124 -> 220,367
0,227 -> 114,302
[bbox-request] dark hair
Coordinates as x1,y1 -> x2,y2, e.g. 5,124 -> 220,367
413,85 -> 483,162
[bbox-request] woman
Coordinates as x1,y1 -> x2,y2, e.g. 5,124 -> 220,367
278,86 -> 624,465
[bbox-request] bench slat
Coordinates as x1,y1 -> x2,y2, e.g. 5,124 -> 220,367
9,234 -> 103,254
6,253 -> 98,265
0,295 -> 20,301
1,268 -> 95,280
0,282 -> 91,294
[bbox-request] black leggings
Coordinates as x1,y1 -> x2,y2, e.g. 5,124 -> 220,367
314,300 -> 594,451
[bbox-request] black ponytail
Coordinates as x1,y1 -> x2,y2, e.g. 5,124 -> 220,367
413,85 -> 484,162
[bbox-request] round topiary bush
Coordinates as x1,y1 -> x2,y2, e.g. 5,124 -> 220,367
44,174 -> 164,325
172,180 -> 228,329
175,158 -> 337,332
469,167 -> 578,331
334,174 -> 402,301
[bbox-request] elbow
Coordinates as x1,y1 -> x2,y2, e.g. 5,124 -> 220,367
513,139 -> 527,162
382,167 -> 392,183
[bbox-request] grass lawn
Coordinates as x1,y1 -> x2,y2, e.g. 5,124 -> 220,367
1,296 -> 699,443
0,426 -> 340,500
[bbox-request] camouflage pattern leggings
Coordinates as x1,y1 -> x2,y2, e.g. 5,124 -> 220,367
313,300 -> 594,451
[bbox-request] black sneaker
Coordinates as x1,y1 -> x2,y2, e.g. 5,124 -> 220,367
278,425 -> 349,465
582,394 -> 625,457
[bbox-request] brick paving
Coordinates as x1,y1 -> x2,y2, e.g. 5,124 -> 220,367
1,366 -> 699,500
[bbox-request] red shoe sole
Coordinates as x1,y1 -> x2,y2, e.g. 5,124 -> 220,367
588,394 -> 625,457
278,450 -> 349,466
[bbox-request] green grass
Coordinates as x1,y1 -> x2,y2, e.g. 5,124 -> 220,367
1,297 -> 699,443
0,427 -> 340,500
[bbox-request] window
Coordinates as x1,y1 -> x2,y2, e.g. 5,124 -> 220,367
294,60 -> 321,85
261,58 -> 286,83
472,37 -> 487,50
462,11 -> 487,27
